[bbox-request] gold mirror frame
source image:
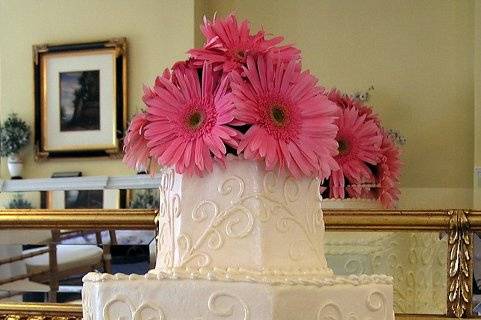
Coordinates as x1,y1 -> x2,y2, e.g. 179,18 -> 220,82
32,38 -> 128,160
0,208 -> 478,319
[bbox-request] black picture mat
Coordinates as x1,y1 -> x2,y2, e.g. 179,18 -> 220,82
33,59 -> 41,153
115,56 -> 125,140
64,190 -> 102,209
33,39 -> 127,159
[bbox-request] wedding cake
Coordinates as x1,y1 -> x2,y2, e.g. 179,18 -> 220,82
82,13 -> 394,319
83,158 -> 393,319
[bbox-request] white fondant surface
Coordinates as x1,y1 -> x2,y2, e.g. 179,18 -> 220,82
82,274 -> 394,320
156,158 -> 332,277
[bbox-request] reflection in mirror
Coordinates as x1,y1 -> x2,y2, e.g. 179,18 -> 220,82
0,191 -> 41,209
125,188 -> 159,209
0,191 -> 55,246
0,241 -> 153,304
472,233 -> 481,315
0,187 -> 158,304
325,231 -> 447,315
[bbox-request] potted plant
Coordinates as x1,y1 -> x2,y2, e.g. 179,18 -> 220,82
128,189 -> 160,209
0,113 -> 31,179
7,193 -> 33,209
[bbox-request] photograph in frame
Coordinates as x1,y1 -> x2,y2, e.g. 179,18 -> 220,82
59,70 -> 100,132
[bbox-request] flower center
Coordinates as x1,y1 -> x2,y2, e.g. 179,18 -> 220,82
270,105 -> 286,127
338,139 -> 350,155
233,49 -> 246,63
187,111 -> 204,129
258,97 -> 299,141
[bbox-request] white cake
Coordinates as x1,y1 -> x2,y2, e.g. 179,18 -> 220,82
82,158 -> 394,319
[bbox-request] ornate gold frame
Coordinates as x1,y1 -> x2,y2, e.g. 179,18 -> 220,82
0,208 -> 480,319
33,38 -> 128,160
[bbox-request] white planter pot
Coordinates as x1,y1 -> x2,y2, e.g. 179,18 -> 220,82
136,163 -> 148,174
7,154 -> 23,179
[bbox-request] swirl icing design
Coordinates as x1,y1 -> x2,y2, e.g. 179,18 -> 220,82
101,292 -> 248,320
317,291 -> 387,320
156,169 -> 180,269
156,166 -> 329,274
326,231 -> 445,313
208,292 -> 250,319
103,296 -> 164,319
175,176 -> 255,268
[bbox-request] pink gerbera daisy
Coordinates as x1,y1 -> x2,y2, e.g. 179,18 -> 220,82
143,63 -> 239,176
376,133 -> 401,208
123,112 -> 159,174
231,54 -> 339,179
329,107 -> 383,198
189,14 -> 300,73
172,58 -> 199,72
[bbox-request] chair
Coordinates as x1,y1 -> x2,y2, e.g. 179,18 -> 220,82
0,244 -> 50,301
23,230 -> 113,302
23,189 -> 118,302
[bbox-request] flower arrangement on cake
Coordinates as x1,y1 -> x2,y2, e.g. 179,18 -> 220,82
123,14 -> 401,208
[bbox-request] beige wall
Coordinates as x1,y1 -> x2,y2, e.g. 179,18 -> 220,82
0,0 -> 478,209
475,2 -> 481,209
0,0 -> 195,179
203,0 -> 476,208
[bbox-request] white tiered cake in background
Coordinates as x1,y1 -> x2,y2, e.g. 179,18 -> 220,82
82,158 -> 393,319
323,200 -> 446,313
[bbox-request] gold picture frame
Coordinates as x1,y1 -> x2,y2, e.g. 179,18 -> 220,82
33,38 -> 127,160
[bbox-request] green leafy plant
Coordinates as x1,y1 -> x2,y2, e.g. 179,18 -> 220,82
7,194 -> 33,209
0,113 -> 31,157
129,189 -> 159,209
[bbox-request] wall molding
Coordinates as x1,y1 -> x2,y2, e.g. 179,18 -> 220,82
0,175 -> 162,192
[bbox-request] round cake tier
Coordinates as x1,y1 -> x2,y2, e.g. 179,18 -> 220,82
155,157 -> 332,278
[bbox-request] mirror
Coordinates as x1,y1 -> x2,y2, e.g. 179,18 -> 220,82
0,188 -> 158,304
0,237 -> 155,304
325,231 -> 447,315
472,233 -> 481,315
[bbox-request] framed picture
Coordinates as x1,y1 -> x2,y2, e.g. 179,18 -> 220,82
33,38 -> 127,159
48,189 -> 121,210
